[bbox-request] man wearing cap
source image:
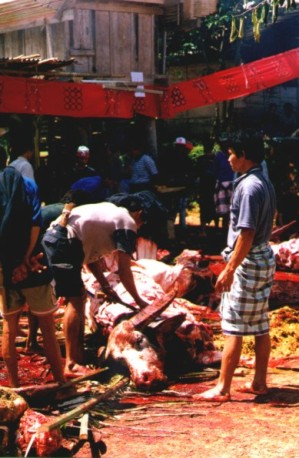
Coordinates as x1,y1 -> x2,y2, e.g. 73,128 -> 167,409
70,145 -> 97,185
42,200 -> 149,378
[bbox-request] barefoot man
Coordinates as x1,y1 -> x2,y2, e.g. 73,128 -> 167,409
42,198 -> 148,378
194,130 -> 276,402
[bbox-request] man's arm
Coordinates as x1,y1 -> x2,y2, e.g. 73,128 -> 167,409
24,225 -> 40,266
11,225 -> 41,283
118,251 -> 148,308
87,258 -> 124,303
215,228 -> 255,294
87,259 -> 113,291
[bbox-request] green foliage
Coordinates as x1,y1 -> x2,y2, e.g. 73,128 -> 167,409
166,0 -> 297,67
166,1 -> 239,66
188,142 -> 220,164
189,144 -> 205,163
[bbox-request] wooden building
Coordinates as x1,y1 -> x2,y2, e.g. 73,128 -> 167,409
0,0 -> 219,172
0,0 -> 218,81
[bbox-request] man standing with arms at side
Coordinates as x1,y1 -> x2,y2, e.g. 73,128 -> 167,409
0,166 -> 65,387
194,130 -> 276,402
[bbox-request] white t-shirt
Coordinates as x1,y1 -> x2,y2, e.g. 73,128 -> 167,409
54,202 -> 137,264
10,156 -> 35,181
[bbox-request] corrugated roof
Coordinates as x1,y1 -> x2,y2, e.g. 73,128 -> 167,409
0,54 -> 75,76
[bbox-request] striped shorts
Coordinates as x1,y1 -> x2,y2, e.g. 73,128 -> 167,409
220,243 -> 276,336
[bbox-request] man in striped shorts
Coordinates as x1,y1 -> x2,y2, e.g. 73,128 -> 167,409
194,130 -> 276,402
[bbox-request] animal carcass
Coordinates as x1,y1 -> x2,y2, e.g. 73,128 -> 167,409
17,409 -> 62,457
271,238 -> 299,271
84,250 -> 221,390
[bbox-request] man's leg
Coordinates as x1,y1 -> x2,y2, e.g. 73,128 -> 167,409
63,295 -> 88,375
38,314 -> 65,384
236,333 -> 270,395
2,313 -> 19,387
26,311 -> 42,352
252,333 -> 270,391
194,335 -> 242,400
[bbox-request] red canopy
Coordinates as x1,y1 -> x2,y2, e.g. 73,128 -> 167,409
1,47 -> 299,119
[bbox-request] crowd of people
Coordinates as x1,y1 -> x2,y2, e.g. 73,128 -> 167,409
0,119 -> 298,399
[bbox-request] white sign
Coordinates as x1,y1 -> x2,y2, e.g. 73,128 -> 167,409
131,71 -> 145,98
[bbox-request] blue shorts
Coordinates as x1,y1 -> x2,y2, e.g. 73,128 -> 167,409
42,225 -> 85,297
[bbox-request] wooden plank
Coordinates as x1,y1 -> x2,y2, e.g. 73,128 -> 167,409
110,12 -> 133,76
4,31 -> 24,58
70,49 -> 95,56
113,0 -> 164,4
95,10 -> 111,76
63,19 -> 72,61
194,0 -> 218,17
0,35 -> 4,57
24,27 -> 46,59
138,14 -> 155,76
73,9 -> 93,50
50,22 -> 68,60
0,16 -> 64,35
77,1 -> 163,15
73,55 -> 94,73
72,8 -> 94,72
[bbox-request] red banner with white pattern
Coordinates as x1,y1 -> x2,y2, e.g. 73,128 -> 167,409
0,47 -> 299,119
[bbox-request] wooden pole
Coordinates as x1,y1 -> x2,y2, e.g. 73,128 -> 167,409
13,367 -> 108,396
38,377 -> 129,433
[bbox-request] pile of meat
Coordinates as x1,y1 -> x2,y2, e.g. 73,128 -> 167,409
17,409 -> 62,457
271,238 -> 299,271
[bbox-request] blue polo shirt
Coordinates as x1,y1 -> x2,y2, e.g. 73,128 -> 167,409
227,168 -> 276,249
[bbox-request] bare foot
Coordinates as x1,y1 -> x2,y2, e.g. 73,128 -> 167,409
237,381 -> 268,395
193,387 -> 231,402
64,363 -> 96,379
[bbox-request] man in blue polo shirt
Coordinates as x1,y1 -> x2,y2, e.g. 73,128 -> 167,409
194,130 -> 276,402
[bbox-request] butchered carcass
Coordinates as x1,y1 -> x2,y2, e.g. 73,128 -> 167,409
271,238 -> 299,271
84,250 -> 221,390
17,409 -> 62,457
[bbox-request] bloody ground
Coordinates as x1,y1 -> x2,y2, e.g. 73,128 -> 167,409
3,320 -> 298,458
97,365 -> 299,458
0,215 -> 298,458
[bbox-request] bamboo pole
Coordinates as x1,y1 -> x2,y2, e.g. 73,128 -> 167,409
13,366 -> 108,396
38,377 -> 129,433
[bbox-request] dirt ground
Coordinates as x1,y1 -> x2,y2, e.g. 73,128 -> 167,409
1,213 -> 298,458
82,305 -> 299,458
96,365 -> 299,458
7,306 -> 295,458
70,213 -> 299,458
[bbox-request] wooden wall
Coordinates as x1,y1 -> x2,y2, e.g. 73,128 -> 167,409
71,8 -> 156,77
0,4 -> 158,79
